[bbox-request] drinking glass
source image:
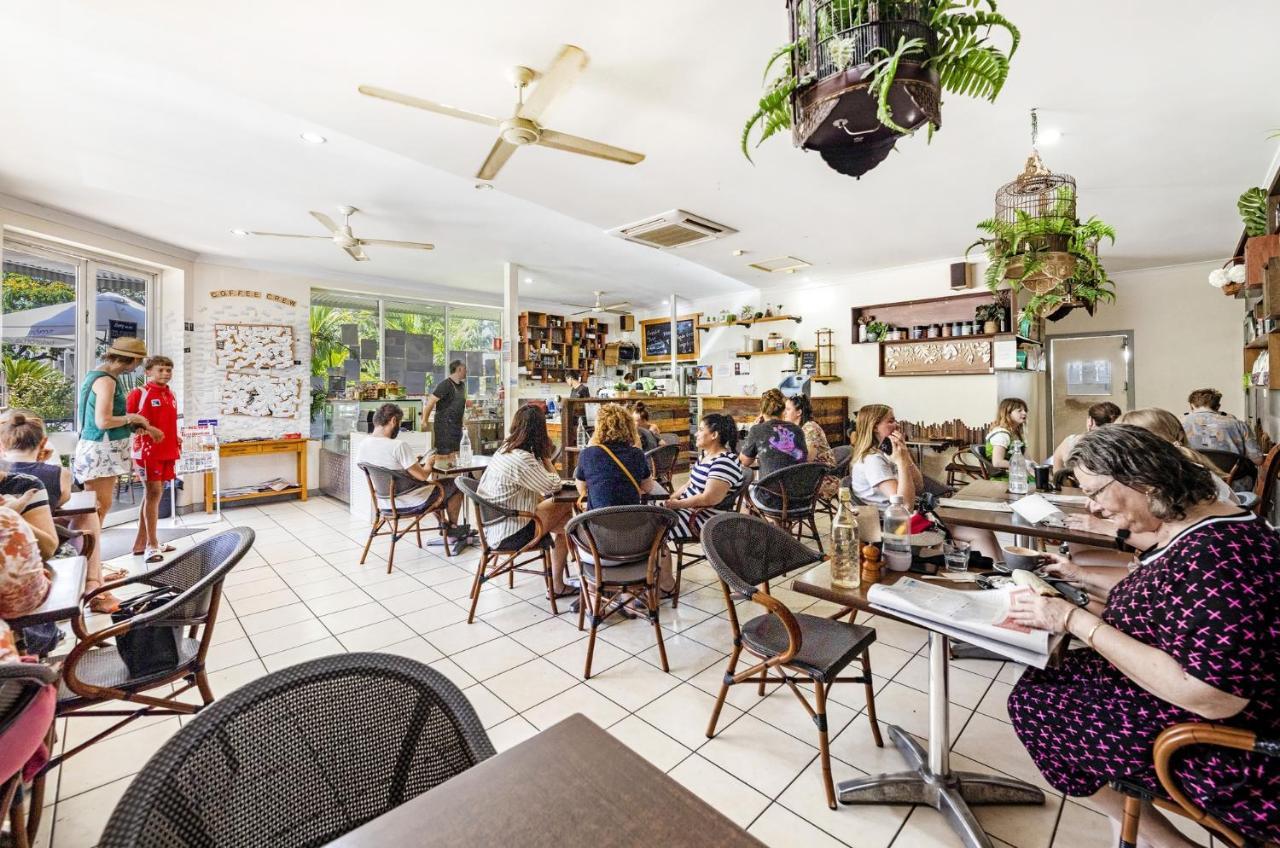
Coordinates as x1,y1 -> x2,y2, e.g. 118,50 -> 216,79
944,540 -> 972,573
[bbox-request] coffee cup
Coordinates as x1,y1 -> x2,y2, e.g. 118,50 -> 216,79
1033,464 -> 1053,491
1001,545 -> 1047,571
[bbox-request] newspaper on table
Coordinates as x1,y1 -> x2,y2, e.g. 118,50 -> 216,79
867,577 -> 1062,668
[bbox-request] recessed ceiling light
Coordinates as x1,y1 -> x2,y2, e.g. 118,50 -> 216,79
1038,128 -> 1062,146
732,249 -> 747,256
299,132 -> 327,145
662,299 -> 670,305
230,229 -> 249,236
523,277 -> 532,284
475,182 -> 494,191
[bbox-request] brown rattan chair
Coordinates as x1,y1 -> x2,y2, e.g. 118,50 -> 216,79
747,462 -> 829,553
1200,448 -> 1260,493
98,653 -> 495,848
1113,722 -> 1280,848
645,443 -> 681,493
565,505 -> 677,679
358,462 -> 454,572
816,445 -> 854,518
945,444 -> 997,487
1252,444 -> 1280,522
669,476 -> 749,608
0,662 -> 58,848
454,476 -> 560,622
701,513 -> 883,810
48,527 -> 254,773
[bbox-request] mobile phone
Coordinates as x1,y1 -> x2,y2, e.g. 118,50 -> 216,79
880,436 -> 893,455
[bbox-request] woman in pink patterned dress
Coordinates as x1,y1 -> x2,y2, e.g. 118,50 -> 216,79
1006,425 -> 1279,847
0,505 -> 52,662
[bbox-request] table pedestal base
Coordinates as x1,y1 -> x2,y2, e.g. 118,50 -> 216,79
840,725 -> 1043,848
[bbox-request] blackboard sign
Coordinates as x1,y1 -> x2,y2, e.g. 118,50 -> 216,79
800,350 -> 818,372
641,315 -> 700,362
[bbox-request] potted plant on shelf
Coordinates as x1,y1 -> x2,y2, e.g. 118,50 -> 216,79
974,302 -> 1002,335
866,320 -> 887,342
740,305 -> 756,321
1238,185 -> 1279,287
743,0 -> 1020,178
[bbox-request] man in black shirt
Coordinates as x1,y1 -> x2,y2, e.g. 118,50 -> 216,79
422,360 -> 467,471
566,374 -> 590,399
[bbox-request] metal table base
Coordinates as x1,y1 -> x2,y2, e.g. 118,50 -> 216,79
838,632 -> 1044,848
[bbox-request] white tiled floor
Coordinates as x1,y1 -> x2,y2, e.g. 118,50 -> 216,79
37,495 -> 1219,848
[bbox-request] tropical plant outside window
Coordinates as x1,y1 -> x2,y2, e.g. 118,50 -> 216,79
2,251 -> 79,429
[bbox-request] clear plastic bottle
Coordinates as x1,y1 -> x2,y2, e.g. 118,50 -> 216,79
830,488 -> 860,588
882,495 -> 913,572
458,429 -> 473,465
576,419 -> 588,450
1007,440 -> 1028,495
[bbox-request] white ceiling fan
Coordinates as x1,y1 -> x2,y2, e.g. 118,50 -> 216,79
358,44 -> 645,181
570,291 -> 632,316
243,206 -> 433,262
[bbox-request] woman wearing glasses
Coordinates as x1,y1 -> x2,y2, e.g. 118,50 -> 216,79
1004,425 -> 1280,848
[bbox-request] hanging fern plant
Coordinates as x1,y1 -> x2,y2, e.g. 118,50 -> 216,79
742,0 -> 1019,167
1239,187 -> 1270,238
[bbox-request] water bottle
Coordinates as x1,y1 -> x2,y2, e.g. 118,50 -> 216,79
458,429 -> 473,465
882,495 -> 913,572
1007,440 -> 1028,495
576,419 -> 588,450
830,487 -> 860,588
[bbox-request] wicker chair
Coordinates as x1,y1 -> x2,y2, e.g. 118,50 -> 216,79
645,443 -> 681,493
565,506 -> 677,679
98,653 -> 495,848
945,444 -> 997,487
747,462 -> 829,553
817,445 -> 854,517
358,462 -> 454,571
669,476 -> 749,608
0,662 -> 58,848
455,476 -> 560,622
49,527 -> 254,772
1200,449 -> 1259,492
1253,445 -> 1280,522
701,513 -> 882,810
1112,722 -> 1280,848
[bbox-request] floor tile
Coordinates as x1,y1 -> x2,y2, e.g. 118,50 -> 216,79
748,682 -> 861,750
541,634 -> 630,678
477,600 -> 553,634
854,680 -> 969,746
426,657 -> 478,690
237,602 -> 317,635
460,684 -> 516,729
487,715 -> 541,753
248,618 -> 332,656
424,619 -> 503,655
608,715 -> 692,772
450,636 -> 538,681
228,586 -> 302,616
635,633 -> 726,681
322,601 -> 394,634
290,574 -> 359,601
952,712 -> 1056,794
205,636 -> 260,671
700,713 -> 818,798
977,679 -> 1014,724
895,653 -> 996,710
304,587 -> 375,617
507,617 -> 586,655
668,754 -> 771,829
377,586 -> 450,616
260,637 -> 345,672
400,601 -> 472,634
1053,799 -> 1115,847
748,803 -> 850,848
637,683 -> 742,751
337,617 -> 417,651
56,719 -> 180,799
49,774 -> 135,848
483,657 -> 580,712
776,757 -> 909,848
222,573 -> 289,600
375,636 -> 444,666
522,683 -> 629,731
585,656 -> 682,711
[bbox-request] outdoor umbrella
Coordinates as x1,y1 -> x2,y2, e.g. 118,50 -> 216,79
2,291 -> 145,347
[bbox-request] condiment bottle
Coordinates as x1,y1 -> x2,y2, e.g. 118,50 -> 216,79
860,544 -> 882,585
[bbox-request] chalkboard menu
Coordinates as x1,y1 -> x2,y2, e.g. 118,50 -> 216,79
800,350 -> 818,372
641,315 -> 700,362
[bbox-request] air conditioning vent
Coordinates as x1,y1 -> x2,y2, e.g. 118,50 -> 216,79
607,209 -> 737,249
747,256 -> 812,273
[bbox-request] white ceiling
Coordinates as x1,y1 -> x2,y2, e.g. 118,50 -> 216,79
1,1 -> 1277,308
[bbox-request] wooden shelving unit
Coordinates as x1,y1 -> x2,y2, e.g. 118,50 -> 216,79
518,311 -> 609,383
697,314 -> 802,331
734,348 -> 813,360
812,375 -> 842,384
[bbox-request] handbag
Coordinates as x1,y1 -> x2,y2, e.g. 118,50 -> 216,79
111,586 -> 183,678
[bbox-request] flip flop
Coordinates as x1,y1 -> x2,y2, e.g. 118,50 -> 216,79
101,567 -> 129,582
145,549 -> 165,564
158,544 -> 177,553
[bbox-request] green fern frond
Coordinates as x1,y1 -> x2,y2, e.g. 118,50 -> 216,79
762,40 -> 801,84
1239,187 -> 1269,237
866,36 -> 927,135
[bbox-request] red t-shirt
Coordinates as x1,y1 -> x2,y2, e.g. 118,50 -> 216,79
126,382 -> 181,460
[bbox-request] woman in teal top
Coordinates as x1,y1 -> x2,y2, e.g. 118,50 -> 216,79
72,338 -> 150,522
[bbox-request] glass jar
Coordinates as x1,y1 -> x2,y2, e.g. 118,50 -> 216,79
941,323 -> 952,337
927,324 -> 940,339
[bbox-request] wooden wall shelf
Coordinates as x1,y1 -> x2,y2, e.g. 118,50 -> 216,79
734,348 -> 813,360
697,314 -> 802,331
519,311 -> 608,383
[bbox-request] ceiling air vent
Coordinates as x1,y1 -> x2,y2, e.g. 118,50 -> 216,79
747,256 -> 812,273
607,209 -> 737,249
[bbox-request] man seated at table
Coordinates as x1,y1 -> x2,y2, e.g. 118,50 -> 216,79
357,403 -> 461,526
421,360 -> 467,473
1183,387 -> 1264,465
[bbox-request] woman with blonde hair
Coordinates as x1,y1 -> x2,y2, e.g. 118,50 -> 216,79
985,397 -> 1029,470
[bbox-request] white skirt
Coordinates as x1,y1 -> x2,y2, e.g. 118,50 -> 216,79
72,436 -> 133,483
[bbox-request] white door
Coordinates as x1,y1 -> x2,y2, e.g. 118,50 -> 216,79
1046,332 -> 1135,451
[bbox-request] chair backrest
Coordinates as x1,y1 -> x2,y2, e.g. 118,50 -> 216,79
829,444 -> 853,477
1254,444 -> 1280,522
701,512 -> 824,593
970,444 -> 998,472
565,505 -> 677,570
659,432 -> 678,447
358,462 -> 436,517
645,443 -> 680,476
140,527 -> 256,622
0,662 -> 57,783
1199,448 -> 1258,488
98,653 -> 495,848
753,462 -> 829,507
454,476 -> 521,546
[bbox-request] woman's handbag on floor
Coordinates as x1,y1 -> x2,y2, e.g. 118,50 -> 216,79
111,586 -> 182,677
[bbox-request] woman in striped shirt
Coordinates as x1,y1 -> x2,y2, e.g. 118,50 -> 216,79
664,413 -> 745,537
477,405 -> 576,598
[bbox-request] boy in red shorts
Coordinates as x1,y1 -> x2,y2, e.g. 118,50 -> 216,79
127,355 -> 181,562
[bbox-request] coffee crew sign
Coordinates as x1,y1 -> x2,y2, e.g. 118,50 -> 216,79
209,289 -> 298,307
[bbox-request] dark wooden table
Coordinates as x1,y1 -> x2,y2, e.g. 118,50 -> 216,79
328,714 -> 764,848
54,490 -> 98,517
792,562 -> 1047,848
6,556 -> 87,630
938,479 -> 1121,549
428,454 -> 492,475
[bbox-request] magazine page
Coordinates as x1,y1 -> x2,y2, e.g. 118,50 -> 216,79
867,578 -> 1051,656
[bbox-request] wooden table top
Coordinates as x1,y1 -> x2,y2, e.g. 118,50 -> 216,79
328,714 -> 764,848
938,479 -> 1121,549
54,490 -> 97,516
792,561 -> 987,621
6,555 -> 87,630
429,455 -> 492,475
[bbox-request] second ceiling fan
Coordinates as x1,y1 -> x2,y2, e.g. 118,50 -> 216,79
243,206 -> 433,262
359,44 -> 645,181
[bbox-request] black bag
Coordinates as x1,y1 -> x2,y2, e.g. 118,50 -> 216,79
111,586 -> 183,678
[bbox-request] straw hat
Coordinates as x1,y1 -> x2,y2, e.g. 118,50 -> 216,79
106,337 -> 148,359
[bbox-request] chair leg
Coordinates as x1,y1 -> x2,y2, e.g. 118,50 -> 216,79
467,553 -> 490,624
707,643 -> 741,738
438,511 -> 453,558
1119,792 -> 1142,848
649,584 -> 669,673
544,550 -> 559,616
576,583 -> 587,632
814,679 -> 837,811
583,585 -> 605,680
196,668 -> 216,705
415,520 -> 423,549
808,514 -> 824,555
861,651 -> 884,748
671,546 -> 684,608
385,519 -> 399,574
359,517 -> 382,564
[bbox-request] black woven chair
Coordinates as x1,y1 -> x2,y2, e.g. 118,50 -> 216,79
358,462 -> 454,572
455,476 -> 560,622
747,462 -> 829,553
565,506 -> 677,680
669,476 -> 749,608
0,662 -> 58,848
98,653 -> 495,848
1199,449 -> 1259,492
49,527 -> 255,772
946,444 -> 995,487
817,445 -> 854,517
701,513 -> 883,811
645,443 -> 681,493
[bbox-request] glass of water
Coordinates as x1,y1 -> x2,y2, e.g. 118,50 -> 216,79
944,540 -> 972,573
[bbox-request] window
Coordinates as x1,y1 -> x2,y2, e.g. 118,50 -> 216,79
385,299 -> 445,395
310,291 -> 380,393
447,306 -> 501,400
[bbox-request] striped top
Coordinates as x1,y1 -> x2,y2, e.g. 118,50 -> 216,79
685,452 -> 745,509
476,448 -> 561,544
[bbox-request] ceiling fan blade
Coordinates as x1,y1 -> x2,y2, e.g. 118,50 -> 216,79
602,302 -> 631,311
536,129 -> 645,165
518,44 -> 588,123
358,85 -> 501,127
309,211 -> 341,234
343,245 -> 370,262
360,239 -> 435,251
476,137 -> 519,181
245,231 -> 330,239
569,307 -> 595,316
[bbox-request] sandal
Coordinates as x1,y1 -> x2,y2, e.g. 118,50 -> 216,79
144,548 -> 165,564
88,589 -> 120,614
549,586 -> 579,600
101,567 -> 129,582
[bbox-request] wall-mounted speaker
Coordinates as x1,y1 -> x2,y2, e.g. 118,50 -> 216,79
950,262 -> 973,291
618,314 -> 636,331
